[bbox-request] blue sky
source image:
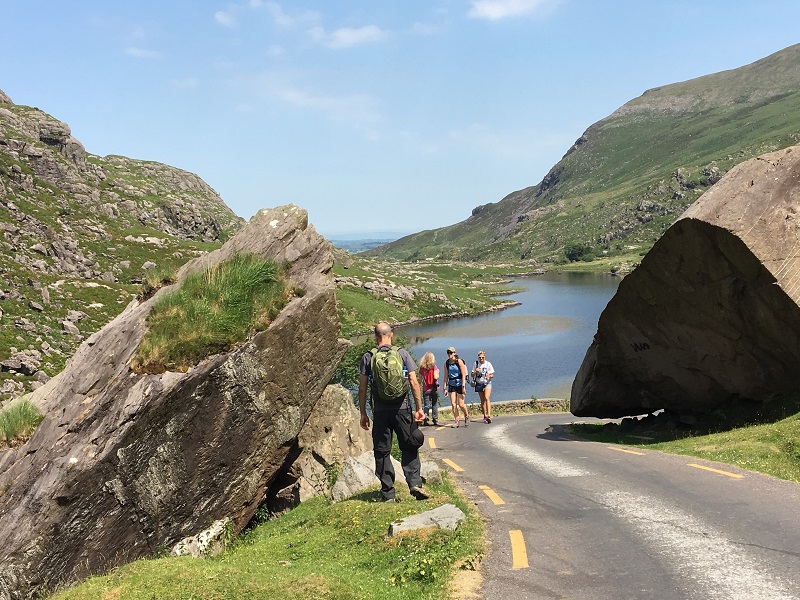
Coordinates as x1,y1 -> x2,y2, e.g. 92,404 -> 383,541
3,1 -> 800,237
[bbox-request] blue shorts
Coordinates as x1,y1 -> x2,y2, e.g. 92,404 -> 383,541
447,383 -> 464,394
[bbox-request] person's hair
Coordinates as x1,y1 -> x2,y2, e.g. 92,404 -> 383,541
478,351 -> 486,357
373,321 -> 393,338
419,352 -> 436,370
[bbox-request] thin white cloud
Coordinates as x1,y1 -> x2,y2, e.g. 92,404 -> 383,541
170,77 -> 200,89
214,10 -> 237,27
468,0 -> 560,20
266,2 -> 320,28
124,46 -> 162,59
307,24 -> 387,49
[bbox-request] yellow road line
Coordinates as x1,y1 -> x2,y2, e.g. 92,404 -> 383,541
436,426 -> 446,431
607,446 -> 646,456
688,463 -> 744,479
509,530 -> 529,569
478,485 -> 505,505
428,438 -> 437,449
442,458 -> 465,472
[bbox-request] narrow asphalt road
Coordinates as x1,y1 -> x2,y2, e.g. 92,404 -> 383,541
423,412 -> 800,600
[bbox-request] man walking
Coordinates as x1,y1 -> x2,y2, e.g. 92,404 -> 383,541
358,321 -> 429,502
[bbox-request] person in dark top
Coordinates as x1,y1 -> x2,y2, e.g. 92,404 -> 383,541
358,321 -> 429,502
445,346 -> 469,427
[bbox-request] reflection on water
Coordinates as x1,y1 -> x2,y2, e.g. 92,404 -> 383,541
401,272 -> 619,403
406,314 -> 576,342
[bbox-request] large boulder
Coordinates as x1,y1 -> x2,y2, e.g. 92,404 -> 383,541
0,205 -> 349,599
572,146 -> 800,418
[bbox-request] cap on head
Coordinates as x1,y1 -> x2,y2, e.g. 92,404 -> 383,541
446,346 -> 456,354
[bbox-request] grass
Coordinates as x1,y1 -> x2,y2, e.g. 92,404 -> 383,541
0,398 -> 44,447
50,472 -> 484,600
132,253 -> 288,373
570,393 -> 800,483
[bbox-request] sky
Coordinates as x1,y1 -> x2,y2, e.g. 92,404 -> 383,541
3,1 -> 800,237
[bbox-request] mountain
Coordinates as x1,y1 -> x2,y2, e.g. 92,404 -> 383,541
367,43 -> 800,265
0,88 -> 243,401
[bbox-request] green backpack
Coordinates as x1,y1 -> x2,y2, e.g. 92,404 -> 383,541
370,346 -> 409,402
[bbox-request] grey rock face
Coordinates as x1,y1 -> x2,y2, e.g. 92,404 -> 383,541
572,146 -> 800,418
0,205 -> 347,599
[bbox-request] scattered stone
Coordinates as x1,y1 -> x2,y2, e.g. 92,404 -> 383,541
171,519 -> 230,558
387,504 -> 466,537
60,320 -> 80,336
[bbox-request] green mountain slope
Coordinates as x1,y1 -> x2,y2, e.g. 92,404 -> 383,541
368,43 -> 800,265
0,88 -> 243,402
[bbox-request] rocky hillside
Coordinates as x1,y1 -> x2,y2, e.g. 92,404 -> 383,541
0,88 -> 243,403
369,43 -> 800,266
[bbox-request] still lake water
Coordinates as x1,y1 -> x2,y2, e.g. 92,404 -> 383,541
400,272 -> 620,403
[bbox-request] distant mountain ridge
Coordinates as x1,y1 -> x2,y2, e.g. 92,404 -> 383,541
0,88 -> 243,402
369,43 -> 800,265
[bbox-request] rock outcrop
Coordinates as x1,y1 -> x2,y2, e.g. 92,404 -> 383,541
266,384 -> 372,515
0,205 -> 348,599
572,146 -> 800,418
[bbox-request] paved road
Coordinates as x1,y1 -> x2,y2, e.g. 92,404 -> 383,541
424,412 -> 800,600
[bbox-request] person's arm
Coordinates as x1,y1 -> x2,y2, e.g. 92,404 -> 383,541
487,363 -> 494,380
358,373 -> 370,430
408,371 -> 424,421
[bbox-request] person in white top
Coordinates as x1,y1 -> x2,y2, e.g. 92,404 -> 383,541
472,351 -> 495,423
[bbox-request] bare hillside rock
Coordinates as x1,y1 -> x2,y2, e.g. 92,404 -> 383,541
0,205 -> 348,600
572,146 -> 800,418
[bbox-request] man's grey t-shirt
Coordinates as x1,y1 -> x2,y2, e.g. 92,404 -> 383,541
359,345 -> 417,412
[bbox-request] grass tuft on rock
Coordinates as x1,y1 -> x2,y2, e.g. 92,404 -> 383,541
0,398 -> 44,447
132,253 -> 287,373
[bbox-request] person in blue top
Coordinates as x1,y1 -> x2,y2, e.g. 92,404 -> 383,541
445,346 -> 469,427
357,321 -> 429,502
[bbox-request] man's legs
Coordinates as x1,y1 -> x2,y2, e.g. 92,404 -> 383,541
371,409 -> 396,500
394,409 -> 427,498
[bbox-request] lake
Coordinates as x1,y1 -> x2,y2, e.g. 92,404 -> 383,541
400,272 -> 620,403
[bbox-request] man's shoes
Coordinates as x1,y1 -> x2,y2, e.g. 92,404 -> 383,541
423,418 -> 430,426
409,486 -> 429,501
432,420 -> 439,426
381,496 -> 397,503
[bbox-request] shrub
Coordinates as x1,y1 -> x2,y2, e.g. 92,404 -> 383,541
132,253 -> 287,373
564,242 -> 593,262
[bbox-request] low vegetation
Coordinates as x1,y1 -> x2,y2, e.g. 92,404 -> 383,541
132,254 -> 288,373
50,472 -> 484,600
570,392 -> 800,483
0,398 -> 43,447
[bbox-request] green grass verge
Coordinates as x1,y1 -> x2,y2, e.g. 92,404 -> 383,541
50,473 -> 484,600
132,254 -> 288,373
0,398 -> 44,446
570,395 -> 800,483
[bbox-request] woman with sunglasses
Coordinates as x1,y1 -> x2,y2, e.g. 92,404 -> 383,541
445,347 -> 469,427
472,351 -> 495,423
